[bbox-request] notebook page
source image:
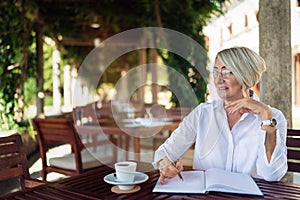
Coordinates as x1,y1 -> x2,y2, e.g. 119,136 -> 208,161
205,168 -> 263,196
152,171 -> 206,194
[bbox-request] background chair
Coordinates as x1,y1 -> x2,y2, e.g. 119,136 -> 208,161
0,134 -> 44,190
74,103 -> 98,125
33,118 -> 117,181
286,128 -> 300,173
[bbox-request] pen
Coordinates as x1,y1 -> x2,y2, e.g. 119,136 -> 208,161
162,145 -> 184,181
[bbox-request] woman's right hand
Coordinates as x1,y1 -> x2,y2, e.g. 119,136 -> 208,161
158,157 -> 183,184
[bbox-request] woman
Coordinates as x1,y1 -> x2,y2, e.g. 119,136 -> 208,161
153,46 -> 287,184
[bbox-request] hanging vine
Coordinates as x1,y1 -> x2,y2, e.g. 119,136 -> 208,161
153,0 -> 225,106
0,0 -> 226,131
0,0 -> 36,130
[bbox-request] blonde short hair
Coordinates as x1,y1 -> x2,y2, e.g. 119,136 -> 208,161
216,47 -> 266,88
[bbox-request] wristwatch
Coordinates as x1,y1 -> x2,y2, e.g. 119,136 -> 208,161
261,118 -> 277,127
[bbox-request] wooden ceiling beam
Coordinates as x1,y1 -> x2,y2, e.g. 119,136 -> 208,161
61,37 -> 94,46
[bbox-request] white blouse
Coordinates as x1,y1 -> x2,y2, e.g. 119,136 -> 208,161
153,99 -> 288,182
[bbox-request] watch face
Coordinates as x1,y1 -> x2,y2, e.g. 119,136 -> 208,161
271,118 -> 277,127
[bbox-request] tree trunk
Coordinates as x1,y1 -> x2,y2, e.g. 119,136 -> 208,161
259,0 -> 292,128
36,27 -> 44,117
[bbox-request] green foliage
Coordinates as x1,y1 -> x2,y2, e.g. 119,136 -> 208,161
58,0 -> 226,107
0,0 -> 227,130
24,77 -> 36,106
0,0 -> 36,131
155,0 -> 226,106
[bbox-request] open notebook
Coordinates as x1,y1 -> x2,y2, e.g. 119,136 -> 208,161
152,168 -> 263,196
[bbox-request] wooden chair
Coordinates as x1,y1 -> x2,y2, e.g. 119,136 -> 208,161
33,118 -> 117,181
0,134 -> 44,190
286,129 -> 300,173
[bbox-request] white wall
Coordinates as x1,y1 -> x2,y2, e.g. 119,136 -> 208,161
203,0 -> 299,109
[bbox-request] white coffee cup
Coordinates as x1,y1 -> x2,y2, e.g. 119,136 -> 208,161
114,161 -> 137,190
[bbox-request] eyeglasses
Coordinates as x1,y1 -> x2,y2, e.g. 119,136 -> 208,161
212,69 -> 233,79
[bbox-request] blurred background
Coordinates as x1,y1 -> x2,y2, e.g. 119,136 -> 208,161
1,0 -> 300,195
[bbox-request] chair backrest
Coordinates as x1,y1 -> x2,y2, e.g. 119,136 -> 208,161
74,103 -> 98,125
33,118 -> 85,177
0,134 -> 30,190
166,107 -> 193,121
286,128 -> 300,173
95,101 -> 113,120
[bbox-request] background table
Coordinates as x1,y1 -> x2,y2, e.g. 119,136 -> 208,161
3,162 -> 300,199
75,121 -> 179,161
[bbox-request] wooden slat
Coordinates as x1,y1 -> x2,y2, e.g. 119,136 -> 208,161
39,122 -> 70,129
39,127 -> 74,136
23,193 -> 50,200
287,149 -> 300,160
286,129 -> 300,173
46,187 -> 100,200
0,166 -> 23,180
287,129 -> 300,136
33,188 -> 83,200
0,142 -> 19,154
286,136 -> 300,148
0,135 -> 18,143
42,134 -> 72,143
288,162 -> 300,173
0,153 -> 22,167
44,166 -> 77,176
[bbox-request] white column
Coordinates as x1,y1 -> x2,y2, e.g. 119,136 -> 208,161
71,68 -> 80,107
52,47 -> 61,113
150,49 -> 158,104
139,49 -> 147,103
63,64 -> 72,112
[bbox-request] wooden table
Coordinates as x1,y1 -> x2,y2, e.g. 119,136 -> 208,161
2,162 -> 300,200
75,120 -> 180,161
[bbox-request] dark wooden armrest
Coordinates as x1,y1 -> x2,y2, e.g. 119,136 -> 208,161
24,178 -> 46,188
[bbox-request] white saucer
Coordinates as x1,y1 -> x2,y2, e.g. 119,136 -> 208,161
104,172 -> 149,189
123,123 -> 142,128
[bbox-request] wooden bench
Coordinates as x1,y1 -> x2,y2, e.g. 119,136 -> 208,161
286,128 -> 300,173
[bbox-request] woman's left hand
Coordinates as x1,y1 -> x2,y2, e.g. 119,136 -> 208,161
224,88 -> 273,120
